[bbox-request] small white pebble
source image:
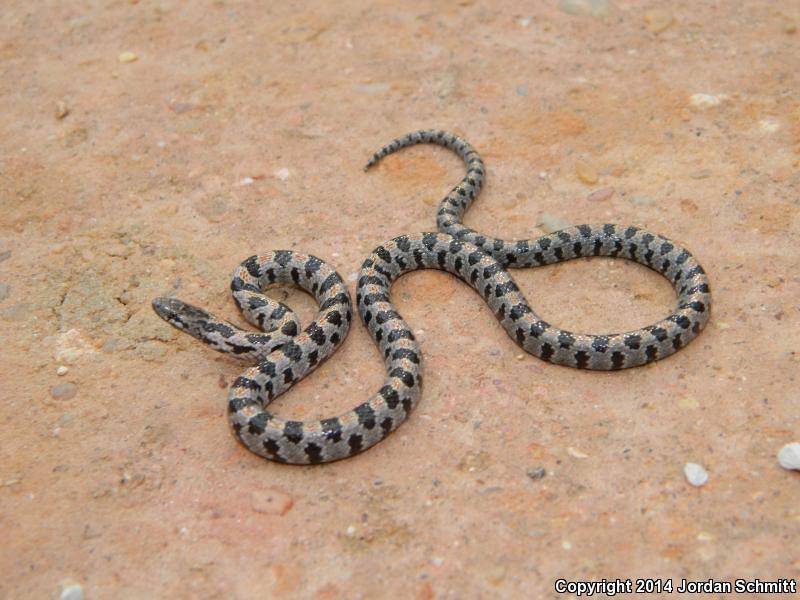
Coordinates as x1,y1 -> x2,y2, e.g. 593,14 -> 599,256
118,51 -> 138,63
516,16 -> 532,27
759,118 -> 781,133
431,556 -> 444,567
538,171 -> 547,179
345,525 -> 356,537
274,168 -> 290,180
777,443 -> 800,470
60,583 -> 84,600
684,462 -> 709,486
689,93 -> 722,109
567,447 -> 589,459
56,366 -> 69,376
238,177 -> 254,186
561,540 -> 572,550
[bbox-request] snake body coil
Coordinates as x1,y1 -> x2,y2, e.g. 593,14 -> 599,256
153,130 -> 711,464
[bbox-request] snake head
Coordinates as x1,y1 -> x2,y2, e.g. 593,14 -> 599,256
152,296 -> 243,351
152,297 -> 215,331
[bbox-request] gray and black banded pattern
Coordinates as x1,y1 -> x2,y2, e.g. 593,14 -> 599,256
153,130 -> 711,464
364,130 -> 710,368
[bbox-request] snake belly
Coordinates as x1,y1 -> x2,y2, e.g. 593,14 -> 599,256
153,130 -> 711,464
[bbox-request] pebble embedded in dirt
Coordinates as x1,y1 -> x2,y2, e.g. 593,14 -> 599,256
55,101 -> 70,119
196,195 -> 228,223
559,0 -> 609,17
50,383 -> 78,400
689,93 -> 722,109
526,467 -> 546,480
684,462 -> 709,486
537,213 -> 571,233
644,9 -> 673,33
137,341 -> 168,361
458,450 -> 491,473
0,283 -> 9,302
0,250 -> 10,262
777,443 -> 800,471
575,161 -> 599,185
759,119 -> 781,133
60,583 -> 84,600
353,82 -> 390,94
567,447 -> 589,459
118,51 -> 138,63
586,187 -> 614,202
251,489 -> 294,515
58,267 -> 130,338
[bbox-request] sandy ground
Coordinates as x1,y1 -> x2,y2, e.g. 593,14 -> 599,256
1,1 -> 799,598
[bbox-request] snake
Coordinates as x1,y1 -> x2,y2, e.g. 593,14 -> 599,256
152,130 -> 711,465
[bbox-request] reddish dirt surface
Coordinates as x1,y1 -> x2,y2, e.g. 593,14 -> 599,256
1,1 -> 798,598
